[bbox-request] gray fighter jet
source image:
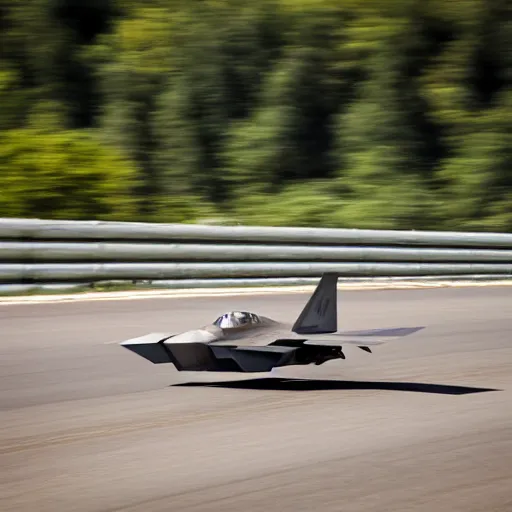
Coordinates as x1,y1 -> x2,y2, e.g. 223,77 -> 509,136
121,273 -> 423,372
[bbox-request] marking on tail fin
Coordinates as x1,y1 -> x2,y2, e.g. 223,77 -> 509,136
292,273 -> 338,334
315,297 -> 330,317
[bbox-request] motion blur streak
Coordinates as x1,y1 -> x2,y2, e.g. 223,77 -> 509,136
2,2 -> 511,230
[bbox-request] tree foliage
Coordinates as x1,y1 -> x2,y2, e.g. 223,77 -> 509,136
0,0 -> 511,229
0,128 -> 137,219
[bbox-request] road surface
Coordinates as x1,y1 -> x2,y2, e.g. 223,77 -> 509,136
1,287 -> 511,511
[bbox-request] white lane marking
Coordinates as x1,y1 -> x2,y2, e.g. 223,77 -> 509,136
1,280 -> 512,306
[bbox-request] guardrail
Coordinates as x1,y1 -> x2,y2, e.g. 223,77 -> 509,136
1,218 -> 512,285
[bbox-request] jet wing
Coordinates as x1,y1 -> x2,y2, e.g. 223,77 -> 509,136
303,327 -> 424,347
304,337 -> 391,347
335,327 -> 425,337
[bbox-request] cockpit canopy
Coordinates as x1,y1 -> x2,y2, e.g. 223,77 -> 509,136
213,311 -> 261,329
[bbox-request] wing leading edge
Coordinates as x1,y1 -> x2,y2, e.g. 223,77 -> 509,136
303,326 -> 425,346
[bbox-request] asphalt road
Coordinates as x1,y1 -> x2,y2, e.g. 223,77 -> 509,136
1,287 -> 511,512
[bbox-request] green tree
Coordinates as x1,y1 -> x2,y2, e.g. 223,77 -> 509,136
332,19 -> 440,229
90,6 -> 173,216
154,0 -> 286,204
0,128 -> 137,220
438,91 -> 512,231
0,0 -> 510,230
224,11 -> 348,197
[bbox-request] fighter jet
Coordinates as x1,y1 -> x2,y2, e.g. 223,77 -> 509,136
121,273 -> 423,372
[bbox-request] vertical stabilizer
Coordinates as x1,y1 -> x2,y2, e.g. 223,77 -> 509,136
292,273 -> 338,334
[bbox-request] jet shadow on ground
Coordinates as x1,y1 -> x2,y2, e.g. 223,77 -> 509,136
173,378 -> 500,395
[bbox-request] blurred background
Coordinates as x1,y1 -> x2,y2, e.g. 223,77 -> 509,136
1,0 -> 510,230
